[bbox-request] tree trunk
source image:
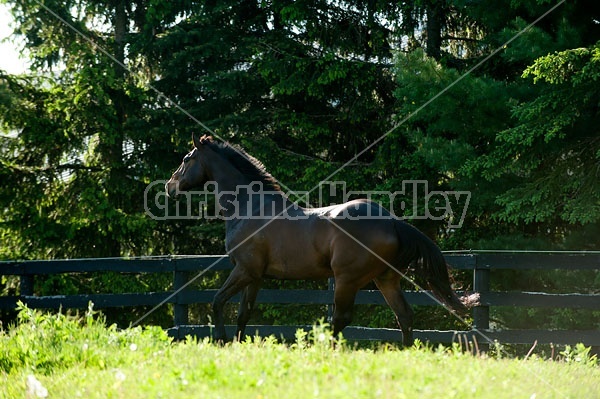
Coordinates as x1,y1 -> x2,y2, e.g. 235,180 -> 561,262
426,1 -> 444,60
99,0 -> 128,257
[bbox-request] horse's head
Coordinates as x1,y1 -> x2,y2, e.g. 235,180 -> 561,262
165,134 -> 211,199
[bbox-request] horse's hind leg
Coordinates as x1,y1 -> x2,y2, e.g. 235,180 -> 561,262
332,282 -> 359,337
235,279 -> 262,341
374,273 -> 414,347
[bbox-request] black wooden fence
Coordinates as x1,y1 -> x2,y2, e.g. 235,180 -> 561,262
1,252 -> 599,347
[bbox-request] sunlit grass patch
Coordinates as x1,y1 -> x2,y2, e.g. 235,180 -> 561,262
1,304 -> 598,399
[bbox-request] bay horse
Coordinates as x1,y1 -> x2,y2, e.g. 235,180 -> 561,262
166,135 -> 474,346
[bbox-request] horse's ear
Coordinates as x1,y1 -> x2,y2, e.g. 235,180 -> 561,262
193,134 -> 213,148
192,133 -> 202,148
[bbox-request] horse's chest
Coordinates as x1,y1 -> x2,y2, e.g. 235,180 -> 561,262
224,222 -> 262,250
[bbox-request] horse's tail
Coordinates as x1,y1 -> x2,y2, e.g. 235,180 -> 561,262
394,220 -> 478,315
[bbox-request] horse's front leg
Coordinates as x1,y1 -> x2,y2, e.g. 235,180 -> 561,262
235,279 -> 262,341
212,266 -> 254,342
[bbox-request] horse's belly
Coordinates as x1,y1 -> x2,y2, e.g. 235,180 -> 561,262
264,243 -> 332,280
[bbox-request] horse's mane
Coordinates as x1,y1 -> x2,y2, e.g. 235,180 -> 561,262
201,136 -> 281,191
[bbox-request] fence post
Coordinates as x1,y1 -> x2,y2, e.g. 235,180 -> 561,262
472,254 -> 490,332
173,260 -> 189,327
20,274 -> 34,297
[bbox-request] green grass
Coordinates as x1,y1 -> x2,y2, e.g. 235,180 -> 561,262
1,303 -> 598,399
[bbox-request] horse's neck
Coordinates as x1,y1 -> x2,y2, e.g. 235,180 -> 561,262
200,146 -> 291,218
202,147 -> 248,193
219,188 -> 291,219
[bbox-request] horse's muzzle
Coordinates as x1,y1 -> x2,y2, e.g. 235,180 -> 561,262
165,180 -> 180,199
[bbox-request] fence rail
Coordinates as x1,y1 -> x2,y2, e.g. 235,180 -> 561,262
1,253 -> 599,346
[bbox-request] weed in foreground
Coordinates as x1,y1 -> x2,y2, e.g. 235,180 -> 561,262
0,301 -> 171,374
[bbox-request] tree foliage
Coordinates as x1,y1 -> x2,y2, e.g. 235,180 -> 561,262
484,42 -> 600,226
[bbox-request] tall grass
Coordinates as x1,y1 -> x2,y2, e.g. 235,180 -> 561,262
1,303 -> 598,399
0,302 -> 170,375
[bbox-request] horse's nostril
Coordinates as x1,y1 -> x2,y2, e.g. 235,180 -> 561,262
165,181 -> 181,199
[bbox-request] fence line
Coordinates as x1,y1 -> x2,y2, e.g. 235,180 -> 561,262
1,253 -> 599,346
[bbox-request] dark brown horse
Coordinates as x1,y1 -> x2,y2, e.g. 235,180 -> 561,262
166,135 -> 474,346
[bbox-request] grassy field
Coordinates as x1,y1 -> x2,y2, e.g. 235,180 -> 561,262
1,303 -> 598,399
